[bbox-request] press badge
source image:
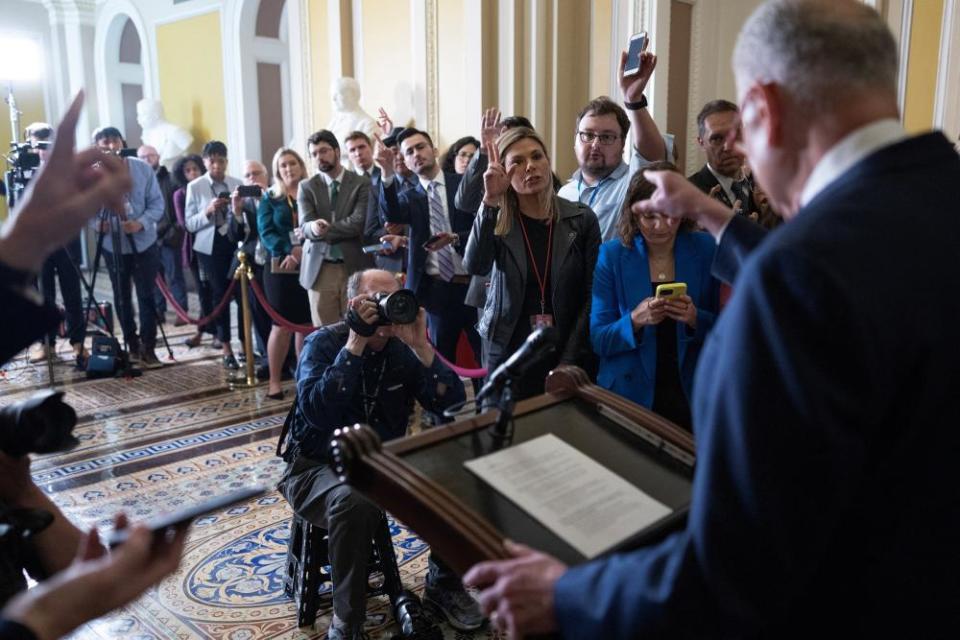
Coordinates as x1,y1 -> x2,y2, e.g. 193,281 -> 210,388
531,314 -> 554,329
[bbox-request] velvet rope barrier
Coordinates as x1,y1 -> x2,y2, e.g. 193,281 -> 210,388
247,277 -> 487,378
248,278 -> 318,334
155,274 -> 238,328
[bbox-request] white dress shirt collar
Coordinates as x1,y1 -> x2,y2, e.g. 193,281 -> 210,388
319,166 -> 344,186
418,169 -> 445,193
800,118 -> 906,207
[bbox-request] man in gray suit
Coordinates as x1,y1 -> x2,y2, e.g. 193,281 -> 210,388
297,130 -> 373,327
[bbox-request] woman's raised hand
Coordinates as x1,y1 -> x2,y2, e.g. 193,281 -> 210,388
481,141 -> 517,207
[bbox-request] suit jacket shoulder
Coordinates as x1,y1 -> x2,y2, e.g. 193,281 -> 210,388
687,165 -> 719,194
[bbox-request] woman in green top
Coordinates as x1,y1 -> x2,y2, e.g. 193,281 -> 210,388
257,148 -> 311,399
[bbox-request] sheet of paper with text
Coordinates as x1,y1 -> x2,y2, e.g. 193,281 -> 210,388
464,434 -> 672,558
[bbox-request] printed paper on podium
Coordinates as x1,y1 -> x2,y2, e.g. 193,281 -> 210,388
464,434 -> 672,558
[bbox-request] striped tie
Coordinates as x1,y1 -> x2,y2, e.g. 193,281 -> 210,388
428,182 -> 456,282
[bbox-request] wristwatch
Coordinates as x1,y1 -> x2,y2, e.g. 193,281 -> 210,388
624,95 -> 648,110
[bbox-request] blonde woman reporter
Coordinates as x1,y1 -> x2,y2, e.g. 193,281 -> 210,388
464,128 -> 601,400
257,148 -> 311,400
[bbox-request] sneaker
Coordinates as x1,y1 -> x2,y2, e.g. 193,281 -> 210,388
326,615 -> 369,640
127,342 -> 142,363
423,584 -> 484,631
140,347 -> 164,369
222,354 -> 240,370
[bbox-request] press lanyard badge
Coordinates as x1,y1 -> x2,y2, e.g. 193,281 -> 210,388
288,195 -> 301,246
517,214 -> 555,331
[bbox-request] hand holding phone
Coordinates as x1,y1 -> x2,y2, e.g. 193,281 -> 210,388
624,31 -> 648,76
237,185 -> 263,198
655,282 -> 687,300
105,485 -> 266,547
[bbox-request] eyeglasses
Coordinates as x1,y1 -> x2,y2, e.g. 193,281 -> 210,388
577,131 -> 621,146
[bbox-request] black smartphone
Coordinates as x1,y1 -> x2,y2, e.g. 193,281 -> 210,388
105,485 -> 266,547
237,185 -> 263,198
624,31 -> 648,76
217,191 -> 231,200
422,233 -> 444,250
119,148 -> 138,158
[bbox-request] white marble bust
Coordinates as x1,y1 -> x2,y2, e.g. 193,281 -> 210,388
136,99 -> 193,170
326,78 -> 376,167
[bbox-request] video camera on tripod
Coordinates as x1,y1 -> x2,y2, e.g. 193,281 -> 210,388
3,138 -> 49,209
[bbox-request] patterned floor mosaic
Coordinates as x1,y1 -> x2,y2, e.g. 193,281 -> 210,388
2,286 -> 499,640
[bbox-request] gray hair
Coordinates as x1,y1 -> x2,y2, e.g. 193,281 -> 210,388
733,0 -> 898,112
346,270 -> 367,300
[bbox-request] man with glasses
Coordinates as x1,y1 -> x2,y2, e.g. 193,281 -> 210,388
557,47 -> 673,241
688,99 -> 758,217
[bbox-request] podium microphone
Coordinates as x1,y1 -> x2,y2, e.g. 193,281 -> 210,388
476,326 -> 559,403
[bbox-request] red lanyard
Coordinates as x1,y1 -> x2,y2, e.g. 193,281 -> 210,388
516,214 -> 554,315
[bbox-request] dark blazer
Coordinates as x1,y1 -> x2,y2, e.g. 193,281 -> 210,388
379,170 -> 473,299
297,170 -> 372,290
554,132 -> 960,638
689,163 -> 758,215
590,232 -> 719,408
0,274 -> 60,365
463,197 -> 601,368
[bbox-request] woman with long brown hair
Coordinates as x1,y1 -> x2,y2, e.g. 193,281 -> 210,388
590,162 -> 720,430
464,127 -> 601,400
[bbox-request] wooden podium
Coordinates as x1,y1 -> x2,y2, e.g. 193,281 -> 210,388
330,366 -> 696,575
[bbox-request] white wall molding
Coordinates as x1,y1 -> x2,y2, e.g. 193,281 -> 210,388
896,0 -> 913,116
92,0 -> 150,137
934,0 -> 959,140
411,0 -> 429,130
286,0 -> 309,149
685,0 -> 710,173
497,0 -> 518,115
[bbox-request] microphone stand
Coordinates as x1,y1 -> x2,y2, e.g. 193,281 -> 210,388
489,381 -> 516,450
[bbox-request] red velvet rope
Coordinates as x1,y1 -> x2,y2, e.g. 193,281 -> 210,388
154,274 -> 237,328
248,278 -> 318,334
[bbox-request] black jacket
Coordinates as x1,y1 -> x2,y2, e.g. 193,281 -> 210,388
463,197 -> 600,369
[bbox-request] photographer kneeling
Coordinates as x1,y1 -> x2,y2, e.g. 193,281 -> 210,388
277,268 -> 483,639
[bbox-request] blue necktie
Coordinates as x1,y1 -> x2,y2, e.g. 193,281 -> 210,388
428,182 -> 456,281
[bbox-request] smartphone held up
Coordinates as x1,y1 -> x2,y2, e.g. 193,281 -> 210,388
624,31 -> 648,76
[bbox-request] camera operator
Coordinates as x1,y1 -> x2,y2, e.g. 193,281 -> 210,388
0,91 -> 185,640
88,127 -> 165,368
20,123 -> 87,365
277,268 -> 484,639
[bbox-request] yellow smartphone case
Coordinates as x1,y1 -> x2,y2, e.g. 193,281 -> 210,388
655,282 -> 687,299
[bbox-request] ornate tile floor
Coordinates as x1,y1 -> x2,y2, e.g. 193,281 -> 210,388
2,313 -> 498,639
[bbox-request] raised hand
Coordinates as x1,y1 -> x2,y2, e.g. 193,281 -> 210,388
618,41 -> 658,103
481,141 -> 518,207
479,107 -> 503,149
373,133 -> 396,179
377,107 -> 394,136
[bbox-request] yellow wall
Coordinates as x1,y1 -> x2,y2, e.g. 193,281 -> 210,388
156,11 -> 227,151
359,0 -> 412,130
437,0 -> 468,150
308,0 -> 332,132
903,0 -> 945,133
0,82 -> 45,220
589,0 -> 614,100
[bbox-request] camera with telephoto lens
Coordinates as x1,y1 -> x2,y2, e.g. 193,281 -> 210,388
345,289 -> 419,337
0,390 -> 79,458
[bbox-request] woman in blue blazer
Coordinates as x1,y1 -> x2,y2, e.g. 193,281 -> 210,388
591,163 -> 720,430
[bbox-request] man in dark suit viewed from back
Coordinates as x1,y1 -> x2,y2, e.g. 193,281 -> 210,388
465,1 -> 960,638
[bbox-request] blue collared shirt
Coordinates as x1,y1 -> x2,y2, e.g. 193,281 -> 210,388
558,134 -> 675,242
89,157 -> 165,254
291,323 -> 465,459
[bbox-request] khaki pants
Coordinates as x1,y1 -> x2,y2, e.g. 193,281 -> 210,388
308,262 -> 348,326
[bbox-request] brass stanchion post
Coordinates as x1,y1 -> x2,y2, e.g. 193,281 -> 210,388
232,250 -> 257,388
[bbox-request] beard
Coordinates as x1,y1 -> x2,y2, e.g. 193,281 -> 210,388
318,160 -> 337,173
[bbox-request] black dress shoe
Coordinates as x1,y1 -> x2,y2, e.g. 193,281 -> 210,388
266,390 -> 285,400
222,354 -> 240,370
255,364 -> 270,381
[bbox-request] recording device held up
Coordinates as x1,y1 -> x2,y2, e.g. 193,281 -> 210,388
237,184 -> 263,198
345,289 -> 419,337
